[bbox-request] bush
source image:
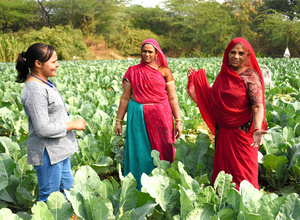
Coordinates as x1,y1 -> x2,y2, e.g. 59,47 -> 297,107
19,26 -> 93,60
0,33 -> 29,62
108,26 -> 162,56
0,26 -> 94,62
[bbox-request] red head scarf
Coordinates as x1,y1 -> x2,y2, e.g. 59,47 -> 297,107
141,39 -> 168,67
221,37 -> 264,85
211,37 -> 267,130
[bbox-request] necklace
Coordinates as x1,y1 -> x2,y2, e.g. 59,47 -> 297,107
147,64 -> 159,70
30,73 -> 53,88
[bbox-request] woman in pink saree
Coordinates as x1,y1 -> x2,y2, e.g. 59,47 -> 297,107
187,37 -> 267,190
115,39 -> 182,190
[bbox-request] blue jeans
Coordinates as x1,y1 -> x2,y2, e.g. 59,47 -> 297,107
34,149 -> 73,202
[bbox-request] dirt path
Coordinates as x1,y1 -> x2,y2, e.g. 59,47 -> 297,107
89,43 -> 125,60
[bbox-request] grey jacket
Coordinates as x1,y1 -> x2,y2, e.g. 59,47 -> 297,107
21,81 -> 78,166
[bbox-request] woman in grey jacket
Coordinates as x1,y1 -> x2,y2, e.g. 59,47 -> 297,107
16,43 -> 86,202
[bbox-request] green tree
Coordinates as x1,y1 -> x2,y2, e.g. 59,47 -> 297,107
162,0 -> 237,55
224,0 -> 263,40
47,0 -> 127,35
258,12 -> 300,57
0,0 -> 38,32
261,0 -> 300,21
127,5 -> 172,36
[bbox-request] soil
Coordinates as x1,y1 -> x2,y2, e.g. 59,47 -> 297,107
89,43 -> 125,60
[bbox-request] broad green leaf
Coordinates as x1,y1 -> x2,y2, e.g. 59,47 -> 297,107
0,175 -> 8,191
295,122 -> 300,137
117,173 -> 137,218
0,208 -> 21,220
31,201 -> 55,220
15,174 -> 38,209
0,137 -> 20,156
90,196 -> 115,220
257,193 -> 283,219
15,156 -> 33,179
90,156 -> 113,174
47,192 -> 73,220
262,154 -> 289,189
218,208 -> 235,220
213,171 -> 234,210
275,193 -> 300,220
197,204 -> 216,220
65,189 -> 88,220
196,186 -> 216,206
98,179 -> 114,202
73,165 -> 101,197
237,211 -> 262,220
178,162 -> 199,191
0,153 -> 16,178
0,175 -> 19,202
239,180 -> 263,213
179,185 -> 194,219
187,133 -> 211,174
283,126 -> 295,142
141,173 -> 173,211
278,107 -> 288,127
151,150 -> 171,171
227,188 -> 241,211
130,200 -> 157,220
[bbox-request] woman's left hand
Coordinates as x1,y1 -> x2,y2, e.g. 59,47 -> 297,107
251,129 -> 268,148
187,67 -> 195,77
175,123 -> 182,140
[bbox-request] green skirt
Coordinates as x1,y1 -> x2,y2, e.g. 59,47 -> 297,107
124,99 -> 155,190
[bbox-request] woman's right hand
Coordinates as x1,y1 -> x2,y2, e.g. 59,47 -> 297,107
187,67 -> 195,77
115,123 -> 122,136
67,118 -> 86,131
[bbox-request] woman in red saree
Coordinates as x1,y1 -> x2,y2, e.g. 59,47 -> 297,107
187,37 -> 267,190
115,39 -> 182,190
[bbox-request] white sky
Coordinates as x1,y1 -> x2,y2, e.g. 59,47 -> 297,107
130,0 -> 224,8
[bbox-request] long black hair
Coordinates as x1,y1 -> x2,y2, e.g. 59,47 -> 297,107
15,43 -> 55,83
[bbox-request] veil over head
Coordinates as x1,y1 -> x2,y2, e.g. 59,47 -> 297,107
221,37 -> 263,84
141,39 -> 168,68
214,37 -> 267,130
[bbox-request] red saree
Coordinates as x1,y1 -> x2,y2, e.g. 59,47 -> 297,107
187,38 -> 267,190
123,39 -> 175,162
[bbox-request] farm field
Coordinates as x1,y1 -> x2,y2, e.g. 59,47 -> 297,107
0,57 -> 299,219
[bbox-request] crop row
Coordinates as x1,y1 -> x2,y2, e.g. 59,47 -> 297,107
0,58 -> 299,219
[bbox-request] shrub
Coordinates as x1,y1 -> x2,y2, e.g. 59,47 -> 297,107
108,26 -> 162,56
19,26 -> 93,60
0,33 -> 29,62
0,26 -> 94,62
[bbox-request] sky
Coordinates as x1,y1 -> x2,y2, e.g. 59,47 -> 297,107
130,0 -> 224,8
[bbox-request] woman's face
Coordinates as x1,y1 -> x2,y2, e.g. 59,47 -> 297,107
228,43 -> 249,70
40,51 -> 59,78
141,44 -> 157,65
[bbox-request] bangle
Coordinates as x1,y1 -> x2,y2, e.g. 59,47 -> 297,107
252,129 -> 260,135
116,118 -> 123,122
175,119 -> 182,121
176,122 -> 182,125
116,121 -> 122,124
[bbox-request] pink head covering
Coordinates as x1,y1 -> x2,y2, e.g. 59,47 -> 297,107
141,39 -> 168,67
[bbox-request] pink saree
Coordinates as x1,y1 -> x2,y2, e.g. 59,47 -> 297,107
187,38 -> 267,190
123,39 -> 175,162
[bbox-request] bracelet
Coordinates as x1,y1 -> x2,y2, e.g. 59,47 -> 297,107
175,122 -> 182,125
175,119 -> 182,121
252,128 -> 260,135
116,121 -> 122,124
116,118 -> 123,122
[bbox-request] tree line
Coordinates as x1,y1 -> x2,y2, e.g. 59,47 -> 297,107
0,0 -> 299,58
